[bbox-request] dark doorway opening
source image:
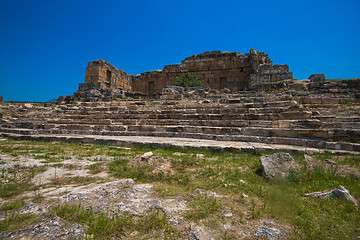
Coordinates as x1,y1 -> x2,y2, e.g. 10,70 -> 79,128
219,77 -> 227,89
106,70 -> 112,87
148,82 -> 154,96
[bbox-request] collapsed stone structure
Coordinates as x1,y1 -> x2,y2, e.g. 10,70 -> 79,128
66,49 -> 359,103
70,60 -> 133,102
1,89 -> 360,153
1,49 -> 359,154
131,49 -> 293,94
84,59 -> 132,90
71,49 -> 293,101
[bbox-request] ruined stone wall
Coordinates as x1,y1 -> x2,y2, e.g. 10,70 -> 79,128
132,50 -> 273,94
85,59 -> 132,91
249,64 -> 293,88
83,50 -> 293,95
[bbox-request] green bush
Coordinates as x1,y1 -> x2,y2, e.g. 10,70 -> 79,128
173,72 -> 204,87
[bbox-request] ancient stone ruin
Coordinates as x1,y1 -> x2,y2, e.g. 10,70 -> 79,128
64,49 -> 360,103
131,49 -> 293,94
1,49 -> 360,154
0,49 -> 359,239
68,49 -> 294,101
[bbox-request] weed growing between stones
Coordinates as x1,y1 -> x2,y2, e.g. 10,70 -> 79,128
185,195 -> 221,221
0,213 -> 37,233
107,146 -> 360,239
0,199 -> 25,212
52,204 -> 183,239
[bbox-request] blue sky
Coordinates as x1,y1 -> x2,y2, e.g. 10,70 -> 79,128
0,0 -> 359,102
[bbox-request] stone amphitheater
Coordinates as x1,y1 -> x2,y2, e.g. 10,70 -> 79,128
0,50 -> 359,154
1,90 -> 359,154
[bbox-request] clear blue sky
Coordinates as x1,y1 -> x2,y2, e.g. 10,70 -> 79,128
0,0 -> 359,102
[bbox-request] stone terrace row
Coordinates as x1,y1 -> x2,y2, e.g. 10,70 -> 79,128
1,96 -> 359,153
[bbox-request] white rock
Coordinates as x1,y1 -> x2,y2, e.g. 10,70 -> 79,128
305,186 -> 358,207
141,151 -> 153,160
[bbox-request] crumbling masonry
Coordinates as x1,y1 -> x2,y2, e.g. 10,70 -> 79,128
76,49 -> 293,99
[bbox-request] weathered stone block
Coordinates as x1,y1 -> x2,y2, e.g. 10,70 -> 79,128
260,152 -> 300,180
309,74 -> 325,83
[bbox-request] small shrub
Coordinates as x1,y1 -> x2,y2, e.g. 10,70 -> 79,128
174,72 -> 204,87
288,169 -> 300,184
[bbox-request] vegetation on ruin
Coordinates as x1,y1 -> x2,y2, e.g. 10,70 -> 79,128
0,139 -> 359,239
52,204 -> 182,239
173,72 -> 204,87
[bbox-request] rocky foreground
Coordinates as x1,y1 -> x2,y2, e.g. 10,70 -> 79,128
0,138 -> 359,239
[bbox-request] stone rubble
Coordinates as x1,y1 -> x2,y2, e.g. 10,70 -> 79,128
0,214 -> 86,240
304,154 -> 360,178
305,186 -> 358,207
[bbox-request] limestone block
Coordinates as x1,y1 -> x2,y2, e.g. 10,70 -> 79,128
160,93 -> 175,100
309,74 -> 325,83
259,152 -> 300,180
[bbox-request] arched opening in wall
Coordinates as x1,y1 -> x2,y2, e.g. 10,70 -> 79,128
106,70 -> 112,87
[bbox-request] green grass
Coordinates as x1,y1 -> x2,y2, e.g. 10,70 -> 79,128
0,139 -> 359,239
52,204 -> 182,239
52,204 -> 132,239
0,199 -> 25,212
86,163 -> 104,174
185,195 -> 221,221
108,147 -> 360,238
49,176 -> 97,186
0,164 -> 46,198
0,183 -> 33,198
0,213 -> 37,233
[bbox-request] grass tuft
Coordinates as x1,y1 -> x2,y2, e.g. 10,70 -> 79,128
185,195 -> 221,221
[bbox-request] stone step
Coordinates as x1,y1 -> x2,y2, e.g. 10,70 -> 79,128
296,97 -> 359,105
50,104 -> 299,115
0,132 -> 325,154
41,119 -> 275,127
54,100 -> 297,111
7,104 -> 300,118
71,97 -> 294,107
313,116 -> 360,123
322,122 -> 360,129
6,118 -> 360,141
43,110 -> 312,122
9,113 -> 360,130
0,124 -> 349,142
1,128 -> 359,152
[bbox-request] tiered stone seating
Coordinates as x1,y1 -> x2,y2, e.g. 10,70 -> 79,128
1,93 -> 359,152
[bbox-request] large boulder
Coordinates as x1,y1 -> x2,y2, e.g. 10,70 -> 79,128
259,152 -> 300,180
